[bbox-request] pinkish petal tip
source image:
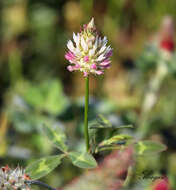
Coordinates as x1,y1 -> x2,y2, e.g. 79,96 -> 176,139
106,49 -> 113,58
65,51 -> 75,61
95,70 -> 104,75
83,56 -> 89,62
75,64 -> 80,69
67,65 -> 74,72
83,72 -> 88,77
101,64 -> 110,68
100,60 -> 111,66
91,63 -> 97,69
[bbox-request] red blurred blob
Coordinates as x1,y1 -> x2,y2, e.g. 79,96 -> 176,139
160,39 -> 174,52
153,178 -> 170,190
159,16 -> 175,52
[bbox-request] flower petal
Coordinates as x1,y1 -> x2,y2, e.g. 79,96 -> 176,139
91,63 -> 97,69
67,40 -> 75,52
96,54 -> 105,62
99,44 -> 107,54
84,56 -> 89,62
95,70 -> 104,75
81,36 -> 88,52
83,72 -> 88,77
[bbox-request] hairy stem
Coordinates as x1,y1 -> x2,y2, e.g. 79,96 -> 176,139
26,180 -> 56,190
84,76 -> 90,151
122,166 -> 133,188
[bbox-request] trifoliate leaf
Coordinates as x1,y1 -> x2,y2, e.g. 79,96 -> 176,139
68,151 -> 97,169
135,140 -> 167,155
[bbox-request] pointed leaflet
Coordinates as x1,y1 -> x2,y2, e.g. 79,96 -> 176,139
68,151 -> 97,169
26,155 -> 64,180
88,114 -> 112,129
94,134 -> 133,153
89,123 -> 133,129
89,114 -> 133,129
42,124 -> 68,152
97,114 -> 112,127
99,134 -> 133,147
135,140 -> 167,155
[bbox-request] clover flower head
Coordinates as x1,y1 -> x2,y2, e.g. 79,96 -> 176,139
0,165 -> 31,190
65,18 -> 113,76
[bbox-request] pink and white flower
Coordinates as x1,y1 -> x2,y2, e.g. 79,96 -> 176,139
65,18 -> 113,76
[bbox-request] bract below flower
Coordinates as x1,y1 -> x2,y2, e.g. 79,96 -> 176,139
65,18 -> 113,76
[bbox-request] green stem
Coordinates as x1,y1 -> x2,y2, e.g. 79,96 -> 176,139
26,180 -> 56,190
84,76 -> 90,152
137,61 -> 168,139
122,166 -> 133,188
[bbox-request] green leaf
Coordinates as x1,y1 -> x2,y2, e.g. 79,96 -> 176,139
43,124 -> 68,152
97,114 -> 112,127
114,124 -> 133,129
68,151 -> 97,169
89,123 -> 107,129
135,140 -> 167,155
95,144 -> 125,153
22,80 -> 69,115
89,124 -> 133,129
100,134 -> 133,147
89,114 -> 112,129
89,115 -> 133,129
43,80 -> 69,115
26,155 -> 64,180
93,134 -> 133,153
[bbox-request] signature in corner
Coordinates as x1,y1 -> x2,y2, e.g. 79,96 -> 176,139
136,170 -> 166,182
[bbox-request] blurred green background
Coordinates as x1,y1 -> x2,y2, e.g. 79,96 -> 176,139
0,0 -> 176,189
